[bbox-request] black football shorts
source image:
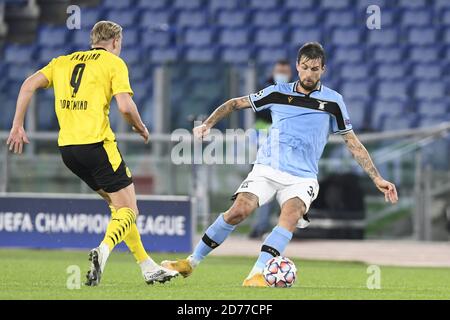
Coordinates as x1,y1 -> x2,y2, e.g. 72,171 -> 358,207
59,140 -> 133,193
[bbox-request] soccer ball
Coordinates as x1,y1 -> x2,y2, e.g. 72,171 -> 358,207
263,256 -> 297,288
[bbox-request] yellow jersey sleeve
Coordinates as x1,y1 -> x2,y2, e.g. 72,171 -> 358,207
111,58 -> 134,96
38,58 -> 56,88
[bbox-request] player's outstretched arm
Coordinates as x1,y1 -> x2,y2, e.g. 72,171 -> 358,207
342,130 -> 398,204
7,72 -> 49,154
193,96 -> 251,138
115,93 -> 149,144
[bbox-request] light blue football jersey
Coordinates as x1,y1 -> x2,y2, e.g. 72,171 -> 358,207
248,81 -> 353,179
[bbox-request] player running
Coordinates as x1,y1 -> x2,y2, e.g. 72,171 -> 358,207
162,42 -> 398,286
6,21 -> 178,286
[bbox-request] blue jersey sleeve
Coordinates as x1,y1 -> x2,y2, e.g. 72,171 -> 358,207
330,95 -> 353,134
248,85 -> 277,112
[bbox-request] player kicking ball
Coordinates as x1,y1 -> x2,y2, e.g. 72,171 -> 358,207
6,21 -> 178,286
162,42 -> 398,287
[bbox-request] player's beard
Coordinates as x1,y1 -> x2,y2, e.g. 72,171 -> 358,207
300,79 -> 319,91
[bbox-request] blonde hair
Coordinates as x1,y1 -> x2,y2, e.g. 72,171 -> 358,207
90,21 -> 122,45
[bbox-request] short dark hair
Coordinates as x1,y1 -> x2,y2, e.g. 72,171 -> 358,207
297,42 -> 326,67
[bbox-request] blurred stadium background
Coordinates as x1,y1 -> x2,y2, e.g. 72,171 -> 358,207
1,0 -> 450,260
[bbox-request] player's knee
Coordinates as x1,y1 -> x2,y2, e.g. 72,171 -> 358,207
225,202 -> 254,225
281,198 -> 306,225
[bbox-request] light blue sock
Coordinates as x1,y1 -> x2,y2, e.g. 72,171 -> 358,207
254,225 -> 293,270
191,214 -> 235,263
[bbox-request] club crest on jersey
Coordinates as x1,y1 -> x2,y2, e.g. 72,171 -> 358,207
317,100 -> 328,110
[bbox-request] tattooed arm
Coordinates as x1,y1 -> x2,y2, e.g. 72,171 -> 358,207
193,96 -> 251,138
342,130 -> 398,204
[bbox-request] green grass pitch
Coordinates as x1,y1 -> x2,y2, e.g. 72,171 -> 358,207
0,249 -> 449,300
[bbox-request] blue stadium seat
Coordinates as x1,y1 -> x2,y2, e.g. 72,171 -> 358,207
435,0 -> 450,10
219,28 -> 249,47
150,47 -> 179,63
177,10 -> 208,28
0,95 -> 16,130
285,0 -> 314,9
413,82 -> 446,100
333,46 -> 364,63
4,45 -> 35,64
356,0 -> 387,10
173,0 -> 203,10
442,28 -> 450,44
376,81 -> 409,101
255,28 -> 285,47
72,29 -> 91,48
371,100 -> 408,129
106,9 -> 137,28
380,114 -> 418,131
80,8 -> 103,29
131,80 -> 151,102
441,9 -> 450,26
249,0 -> 278,10
375,63 -> 407,80
408,46 -> 439,63
184,28 -> 214,46
37,47 -> 71,63
443,45 -> 450,60
331,28 -> 361,46
412,63 -> 443,80
102,0 -> 133,9
38,27 -> 67,47
257,48 -> 288,64
129,64 -> 148,82
324,10 -> 355,28
185,47 -> 217,62
209,0 -> 240,12
340,81 -> 372,100
345,99 -> 367,131
136,0 -> 171,10
121,48 -> 141,65
398,0 -> 427,9
6,64 -> 35,81
407,28 -> 437,45
417,100 -> 449,117
122,28 -> 139,47
288,11 -> 318,27
417,115 -> 450,128
367,28 -> 399,46
140,10 -> 171,28
321,0 -> 351,10
221,47 -> 253,64
372,46 -> 404,63
339,64 -> 370,80
216,10 -> 248,27
36,93 -> 58,130
290,28 -> 322,45
252,10 -> 284,27
141,30 -> 173,48
401,9 -> 432,27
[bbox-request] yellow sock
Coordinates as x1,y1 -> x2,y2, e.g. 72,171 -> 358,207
109,206 -> 150,263
102,207 -> 135,251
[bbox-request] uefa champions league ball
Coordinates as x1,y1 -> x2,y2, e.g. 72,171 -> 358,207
263,256 -> 297,288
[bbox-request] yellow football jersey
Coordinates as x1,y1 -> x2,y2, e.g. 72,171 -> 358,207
39,48 -> 133,146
